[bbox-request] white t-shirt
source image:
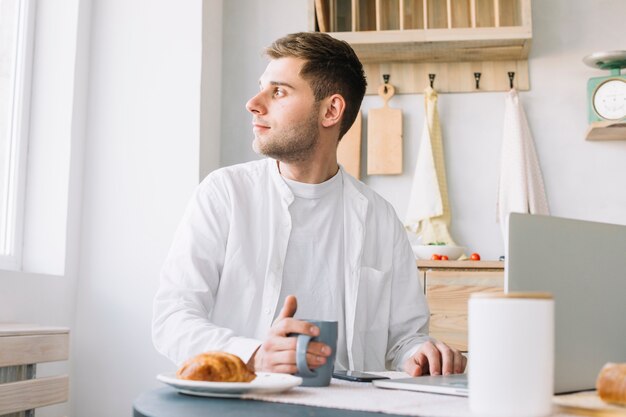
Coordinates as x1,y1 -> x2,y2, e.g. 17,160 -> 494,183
276,169 -> 349,370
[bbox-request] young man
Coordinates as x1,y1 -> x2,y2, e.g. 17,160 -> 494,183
153,32 -> 466,376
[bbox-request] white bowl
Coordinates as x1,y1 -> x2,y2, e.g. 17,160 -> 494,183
412,245 -> 466,260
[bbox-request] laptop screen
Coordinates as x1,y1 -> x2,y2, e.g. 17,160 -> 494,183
506,213 -> 626,393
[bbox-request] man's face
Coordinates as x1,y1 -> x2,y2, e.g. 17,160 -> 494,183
246,57 -> 320,163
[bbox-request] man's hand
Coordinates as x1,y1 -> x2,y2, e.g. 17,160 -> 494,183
248,295 -> 332,373
403,340 -> 467,376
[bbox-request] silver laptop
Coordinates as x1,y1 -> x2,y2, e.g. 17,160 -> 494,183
373,373 -> 469,396
374,213 -> 626,396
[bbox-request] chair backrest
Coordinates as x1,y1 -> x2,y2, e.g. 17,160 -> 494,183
0,323 -> 70,416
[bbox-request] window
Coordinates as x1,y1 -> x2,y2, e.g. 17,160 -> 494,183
0,0 -> 35,270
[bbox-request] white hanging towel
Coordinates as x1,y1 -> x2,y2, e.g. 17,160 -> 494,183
405,87 -> 457,245
496,89 -> 550,242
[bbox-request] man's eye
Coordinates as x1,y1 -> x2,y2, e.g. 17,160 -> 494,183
273,88 -> 285,97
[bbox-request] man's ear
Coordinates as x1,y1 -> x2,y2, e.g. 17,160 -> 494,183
321,94 -> 346,128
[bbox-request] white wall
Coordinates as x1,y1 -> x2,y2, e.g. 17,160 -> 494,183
220,0 -> 311,165
221,0 -> 626,260
0,0 -> 90,415
1,1 -> 219,416
71,0 -> 205,416
200,0 -> 223,180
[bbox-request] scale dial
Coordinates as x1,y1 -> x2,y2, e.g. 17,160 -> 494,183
592,78 -> 626,120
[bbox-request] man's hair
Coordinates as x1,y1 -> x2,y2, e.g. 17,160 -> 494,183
265,32 -> 367,140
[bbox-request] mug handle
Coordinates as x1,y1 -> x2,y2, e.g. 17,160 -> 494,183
296,334 -> 317,377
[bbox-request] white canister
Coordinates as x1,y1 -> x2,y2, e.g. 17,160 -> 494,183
468,292 -> 554,417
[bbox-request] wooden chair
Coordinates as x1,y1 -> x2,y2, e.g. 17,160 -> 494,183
0,323 -> 69,417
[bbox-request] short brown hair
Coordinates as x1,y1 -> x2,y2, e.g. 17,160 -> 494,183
265,32 -> 367,140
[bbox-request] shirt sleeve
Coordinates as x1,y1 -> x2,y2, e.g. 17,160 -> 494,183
385,214 -> 432,371
152,175 -> 262,366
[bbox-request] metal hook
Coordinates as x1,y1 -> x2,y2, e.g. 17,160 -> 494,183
508,71 -> 515,89
383,74 -> 390,93
474,72 -> 481,89
429,73 -> 436,89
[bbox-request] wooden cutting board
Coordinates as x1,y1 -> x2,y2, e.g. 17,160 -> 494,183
367,84 -> 402,175
314,0 -> 329,32
337,111 -> 362,179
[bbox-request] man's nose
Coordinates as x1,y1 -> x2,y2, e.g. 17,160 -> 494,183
246,92 -> 266,115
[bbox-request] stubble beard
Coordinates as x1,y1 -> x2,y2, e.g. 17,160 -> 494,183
252,107 -> 320,163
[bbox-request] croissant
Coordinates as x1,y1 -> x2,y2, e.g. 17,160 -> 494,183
596,363 -> 626,406
176,352 -> 256,383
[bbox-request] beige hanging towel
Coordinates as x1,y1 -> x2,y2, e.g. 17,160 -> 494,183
496,89 -> 550,242
405,87 -> 457,245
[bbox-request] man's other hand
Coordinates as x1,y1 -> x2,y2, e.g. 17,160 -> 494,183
248,295 -> 332,373
403,340 -> 467,376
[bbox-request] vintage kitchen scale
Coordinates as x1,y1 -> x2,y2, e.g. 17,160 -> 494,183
583,50 -> 626,140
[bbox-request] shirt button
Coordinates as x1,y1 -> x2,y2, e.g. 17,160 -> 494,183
265,308 -> 271,315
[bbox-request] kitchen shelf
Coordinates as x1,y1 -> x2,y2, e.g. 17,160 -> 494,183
327,26 -> 531,64
416,259 -> 504,269
312,0 -> 532,94
586,121 -> 626,141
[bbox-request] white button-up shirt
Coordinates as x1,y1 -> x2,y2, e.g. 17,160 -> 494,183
152,158 -> 431,370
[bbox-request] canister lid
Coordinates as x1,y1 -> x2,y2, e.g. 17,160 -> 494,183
471,292 -> 553,300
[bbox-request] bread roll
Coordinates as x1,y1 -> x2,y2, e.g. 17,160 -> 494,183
176,352 -> 256,383
596,362 -> 626,406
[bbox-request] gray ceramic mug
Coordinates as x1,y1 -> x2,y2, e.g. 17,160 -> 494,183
293,320 -> 338,387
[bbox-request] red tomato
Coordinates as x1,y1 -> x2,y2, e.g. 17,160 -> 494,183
470,253 -> 481,261
441,255 -> 449,261
431,254 -> 442,260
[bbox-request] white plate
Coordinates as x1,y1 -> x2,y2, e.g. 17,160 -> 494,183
157,372 -> 302,398
412,245 -> 466,260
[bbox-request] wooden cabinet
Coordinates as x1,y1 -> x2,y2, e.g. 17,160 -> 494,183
0,323 -> 69,417
311,0 -> 531,93
417,260 -> 504,351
